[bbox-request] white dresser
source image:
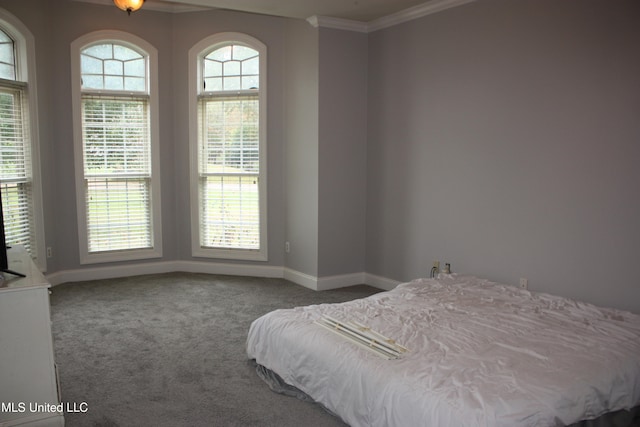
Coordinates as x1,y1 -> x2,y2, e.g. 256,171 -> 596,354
0,247 -> 64,427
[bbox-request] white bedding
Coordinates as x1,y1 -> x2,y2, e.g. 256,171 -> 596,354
246,275 -> 640,427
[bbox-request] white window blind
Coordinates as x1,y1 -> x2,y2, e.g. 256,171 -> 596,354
0,85 -> 35,253
198,94 -> 260,250
82,95 -> 150,176
0,182 -> 34,251
85,178 -> 151,252
0,87 -> 30,179
81,94 -> 152,253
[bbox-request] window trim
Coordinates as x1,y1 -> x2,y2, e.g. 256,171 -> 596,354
188,32 -> 268,261
0,8 -> 46,271
71,30 -> 162,265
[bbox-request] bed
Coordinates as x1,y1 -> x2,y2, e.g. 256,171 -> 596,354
246,274 -> 640,426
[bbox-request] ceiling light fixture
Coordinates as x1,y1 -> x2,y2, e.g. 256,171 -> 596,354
113,0 -> 146,15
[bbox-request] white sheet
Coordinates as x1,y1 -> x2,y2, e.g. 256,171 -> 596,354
246,275 -> 640,427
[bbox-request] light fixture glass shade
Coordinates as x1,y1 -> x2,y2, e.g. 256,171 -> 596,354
113,0 -> 145,14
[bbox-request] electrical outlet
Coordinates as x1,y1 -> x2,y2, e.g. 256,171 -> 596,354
519,278 -> 528,290
285,241 -> 290,253
430,261 -> 440,278
46,247 -> 52,258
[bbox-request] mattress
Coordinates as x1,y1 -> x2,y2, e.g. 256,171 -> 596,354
246,274 -> 640,427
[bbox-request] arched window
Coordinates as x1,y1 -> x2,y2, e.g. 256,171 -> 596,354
189,33 -> 267,261
0,29 -> 16,80
0,9 -> 45,269
71,31 -> 162,264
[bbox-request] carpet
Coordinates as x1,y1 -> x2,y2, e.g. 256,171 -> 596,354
50,272 -> 380,427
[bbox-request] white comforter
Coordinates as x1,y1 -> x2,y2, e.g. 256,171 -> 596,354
246,275 -> 640,427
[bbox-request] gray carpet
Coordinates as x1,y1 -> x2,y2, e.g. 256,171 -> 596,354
50,272 -> 380,427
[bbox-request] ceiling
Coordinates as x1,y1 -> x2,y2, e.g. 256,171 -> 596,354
155,0 -> 431,22
77,0 -> 463,24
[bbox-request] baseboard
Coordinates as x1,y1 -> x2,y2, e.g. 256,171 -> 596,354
365,273 -> 401,291
46,261 -> 400,292
283,270 -> 368,291
282,268 -> 318,290
47,260 -> 284,286
46,261 -> 181,286
317,272 -> 366,291
176,261 -> 284,278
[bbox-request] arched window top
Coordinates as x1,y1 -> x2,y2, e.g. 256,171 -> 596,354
0,29 -> 15,80
0,8 -> 35,83
81,41 -> 147,92
194,32 -> 266,95
202,44 -> 259,91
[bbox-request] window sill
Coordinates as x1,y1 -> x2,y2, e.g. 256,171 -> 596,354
192,246 -> 267,262
80,247 -> 163,265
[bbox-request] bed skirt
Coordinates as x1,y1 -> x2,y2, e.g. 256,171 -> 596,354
252,361 -> 640,427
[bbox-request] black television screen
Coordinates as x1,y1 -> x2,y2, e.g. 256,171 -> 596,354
0,184 -> 8,271
0,184 -> 25,278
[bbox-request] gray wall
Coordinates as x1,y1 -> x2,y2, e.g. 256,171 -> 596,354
282,19 -> 320,276
366,0 -> 640,312
282,25 -> 369,278
318,28 -> 368,277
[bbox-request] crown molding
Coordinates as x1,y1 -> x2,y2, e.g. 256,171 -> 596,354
309,0 -> 476,33
306,15 -> 369,33
368,0 -> 475,32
